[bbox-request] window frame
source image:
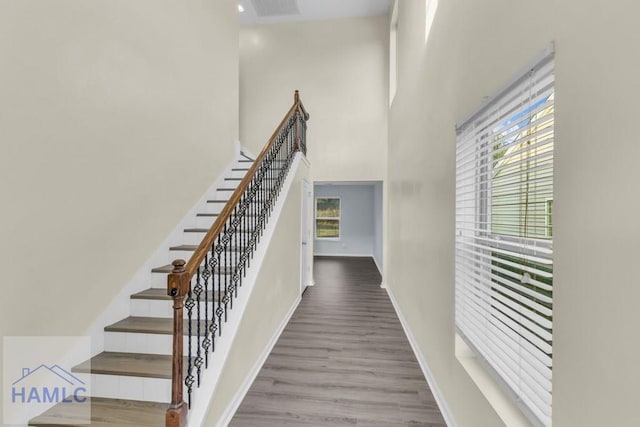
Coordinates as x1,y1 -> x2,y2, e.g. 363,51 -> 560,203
315,196 -> 341,240
454,45 -> 555,427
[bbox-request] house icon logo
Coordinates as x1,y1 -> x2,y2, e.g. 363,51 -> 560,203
11,364 -> 88,404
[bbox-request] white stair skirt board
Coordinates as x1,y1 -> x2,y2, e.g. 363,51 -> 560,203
384,284 -> 456,427
80,141 -> 243,357
216,294 -> 301,427
187,153 -> 305,427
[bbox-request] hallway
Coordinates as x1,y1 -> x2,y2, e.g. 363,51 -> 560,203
231,256 -> 446,426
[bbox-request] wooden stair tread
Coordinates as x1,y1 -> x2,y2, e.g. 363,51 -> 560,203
169,242 -> 250,249
185,228 -> 253,234
184,228 -> 212,233
193,214 -> 259,219
151,263 -> 238,274
29,397 -> 166,427
169,244 -> 198,251
131,288 -> 217,301
72,352 -> 174,379
167,243 -> 246,252
150,264 -> 174,273
105,317 -> 206,336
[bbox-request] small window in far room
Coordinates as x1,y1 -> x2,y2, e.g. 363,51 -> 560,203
315,197 -> 340,239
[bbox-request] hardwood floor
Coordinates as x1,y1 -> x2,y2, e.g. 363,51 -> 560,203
230,256 -> 446,426
29,397 -> 166,427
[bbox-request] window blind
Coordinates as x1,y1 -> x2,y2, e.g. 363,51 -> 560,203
455,48 -> 554,427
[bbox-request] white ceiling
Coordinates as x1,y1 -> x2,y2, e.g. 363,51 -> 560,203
239,0 -> 392,26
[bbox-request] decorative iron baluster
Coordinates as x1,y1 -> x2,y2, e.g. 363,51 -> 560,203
223,223 -> 229,322
215,235 -> 223,335
202,253 -> 211,367
193,268 -> 203,386
208,244 -> 218,352
184,282 -> 195,408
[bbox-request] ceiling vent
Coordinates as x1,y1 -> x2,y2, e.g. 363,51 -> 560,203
251,0 -> 300,17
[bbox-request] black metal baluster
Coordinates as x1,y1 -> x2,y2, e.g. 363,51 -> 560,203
234,205 -> 240,295
202,253 -> 211,367
223,223 -> 229,322
209,245 -> 217,352
216,235 -> 223,336
193,268 -> 203,385
184,282 -> 195,408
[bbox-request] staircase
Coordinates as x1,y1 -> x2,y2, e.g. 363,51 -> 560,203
29,154 -> 256,427
29,91 -> 309,427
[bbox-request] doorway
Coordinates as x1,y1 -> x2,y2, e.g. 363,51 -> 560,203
300,179 -> 313,293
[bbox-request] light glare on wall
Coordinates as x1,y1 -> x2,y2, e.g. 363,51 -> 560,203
238,4 -> 245,12
425,0 -> 439,44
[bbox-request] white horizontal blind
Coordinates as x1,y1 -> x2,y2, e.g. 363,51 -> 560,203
455,50 -> 554,427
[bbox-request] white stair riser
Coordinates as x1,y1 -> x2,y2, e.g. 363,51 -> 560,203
90,373 -> 171,403
179,232 -> 253,247
181,232 -> 207,246
165,249 -> 197,264
104,332 -> 221,357
149,270 -> 237,288
215,190 -> 236,199
230,170 -> 250,179
203,202 -> 225,214
131,299 -> 217,318
194,215 -> 218,228
150,272 -> 168,288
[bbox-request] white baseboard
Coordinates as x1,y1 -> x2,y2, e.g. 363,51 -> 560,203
313,252 -> 374,258
216,295 -> 302,427
384,284 -> 457,427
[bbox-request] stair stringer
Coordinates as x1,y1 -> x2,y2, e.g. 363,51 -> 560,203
82,141 -> 243,357
186,152 -> 307,427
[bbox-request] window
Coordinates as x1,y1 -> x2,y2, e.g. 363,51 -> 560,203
455,46 -> 554,427
315,197 -> 340,239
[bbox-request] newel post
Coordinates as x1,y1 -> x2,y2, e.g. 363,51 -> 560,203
166,259 -> 189,427
294,90 -> 301,152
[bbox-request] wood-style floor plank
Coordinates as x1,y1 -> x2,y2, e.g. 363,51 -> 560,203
29,397 -> 166,427
231,256 -> 446,426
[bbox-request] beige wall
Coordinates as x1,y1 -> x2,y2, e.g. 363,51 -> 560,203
387,0 -> 640,426
240,16 -> 388,182
0,0 -> 238,343
204,159 -> 308,425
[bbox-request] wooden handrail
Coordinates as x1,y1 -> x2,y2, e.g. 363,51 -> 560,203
166,90 -> 308,427
183,91 -> 306,280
